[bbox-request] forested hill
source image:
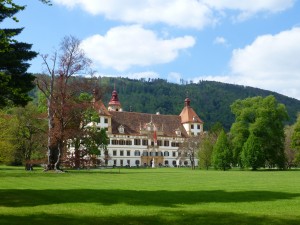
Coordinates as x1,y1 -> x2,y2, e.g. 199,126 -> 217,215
98,77 -> 300,131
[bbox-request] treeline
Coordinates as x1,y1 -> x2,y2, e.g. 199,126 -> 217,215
95,77 -> 300,131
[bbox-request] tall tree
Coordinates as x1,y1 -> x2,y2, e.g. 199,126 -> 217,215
0,1 -> 40,107
12,103 -> 47,169
241,134 -> 264,170
291,113 -> 300,163
178,136 -> 200,170
198,133 -> 214,170
36,36 -> 92,171
230,95 -> 288,169
0,110 -> 17,164
284,125 -> 297,168
212,130 -> 232,171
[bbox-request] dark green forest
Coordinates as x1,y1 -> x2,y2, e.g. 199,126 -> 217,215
31,76 -> 300,131
99,77 -> 300,131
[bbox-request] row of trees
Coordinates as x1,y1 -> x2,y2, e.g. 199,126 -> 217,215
192,96 -> 300,170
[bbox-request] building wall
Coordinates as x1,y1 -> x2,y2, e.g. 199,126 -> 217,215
99,134 -> 198,167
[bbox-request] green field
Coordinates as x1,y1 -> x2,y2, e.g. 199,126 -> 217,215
0,166 -> 300,225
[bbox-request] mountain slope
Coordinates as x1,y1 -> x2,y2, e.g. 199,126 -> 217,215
99,77 -> 300,131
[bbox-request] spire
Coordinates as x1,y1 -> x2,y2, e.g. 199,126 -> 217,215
108,85 -> 122,111
184,97 -> 191,107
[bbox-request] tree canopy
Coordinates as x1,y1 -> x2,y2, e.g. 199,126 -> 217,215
230,95 -> 288,169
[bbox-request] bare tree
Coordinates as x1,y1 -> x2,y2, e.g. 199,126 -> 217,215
178,136 -> 201,170
36,36 -> 92,171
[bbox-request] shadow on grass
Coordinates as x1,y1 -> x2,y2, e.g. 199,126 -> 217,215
0,210 -> 300,225
0,189 -> 299,208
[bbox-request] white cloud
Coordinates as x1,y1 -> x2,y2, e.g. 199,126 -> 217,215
168,72 -> 182,83
204,0 -> 295,21
228,27 -> 300,99
213,36 -> 228,46
80,25 -> 195,71
53,0 -> 295,28
191,27 -> 300,100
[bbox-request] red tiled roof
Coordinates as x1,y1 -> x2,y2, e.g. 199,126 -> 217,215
94,100 -> 111,116
109,111 -> 188,138
179,98 -> 203,124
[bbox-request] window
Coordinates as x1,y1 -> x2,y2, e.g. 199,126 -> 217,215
113,160 -> 117,166
120,150 -> 124,156
172,160 -> 177,166
172,142 -> 180,147
157,140 -> 162,146
134,139 -> 141,145
112,140 -> 118,145
135,160 -> 140,166
120,160 -> 123,166
191,124 -> 194,129
119,140 -> 125,145
142,139 -> 148,146
164,160 -> 169,165
113,150 -> 117,156
127,160 -> 130,165
158,152 -> 163,156
127,150 -> 130,156
134,150 -> 140,156
104,118 -> 108,123
164,151 -> 169,156
172,152 -> 176,157
197,124 -> 200,129
126,140 -> 132,145
142,151 -> 148,156
164,140 -> 169,146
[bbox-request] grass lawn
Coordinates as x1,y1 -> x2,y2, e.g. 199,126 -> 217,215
0,166 -> 300,225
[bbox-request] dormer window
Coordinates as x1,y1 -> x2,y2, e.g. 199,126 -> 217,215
175,129 -> 181,136
118,125 -> 125,134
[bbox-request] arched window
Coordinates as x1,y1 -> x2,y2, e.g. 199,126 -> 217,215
135,160 -> 140,166
164,160 -> 169,165
172,160 -> 177,166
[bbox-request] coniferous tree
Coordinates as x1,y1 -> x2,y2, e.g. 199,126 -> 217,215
0,1 -> 37,107
212,130 -> 232,171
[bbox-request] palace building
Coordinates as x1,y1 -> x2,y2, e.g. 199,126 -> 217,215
92,88 -> 204,167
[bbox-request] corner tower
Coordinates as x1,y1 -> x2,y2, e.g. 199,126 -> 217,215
108,88 -> 122,112
179,97 -> 203,136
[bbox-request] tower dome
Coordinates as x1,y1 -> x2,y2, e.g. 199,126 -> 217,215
108,88 -> 122,111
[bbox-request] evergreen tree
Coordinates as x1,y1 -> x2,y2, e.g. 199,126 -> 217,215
212,130 -> 232,171
241,134 -> 264,170
0,1 -> 37,107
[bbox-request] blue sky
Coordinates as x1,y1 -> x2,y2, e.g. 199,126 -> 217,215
3,0 -> 300,99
